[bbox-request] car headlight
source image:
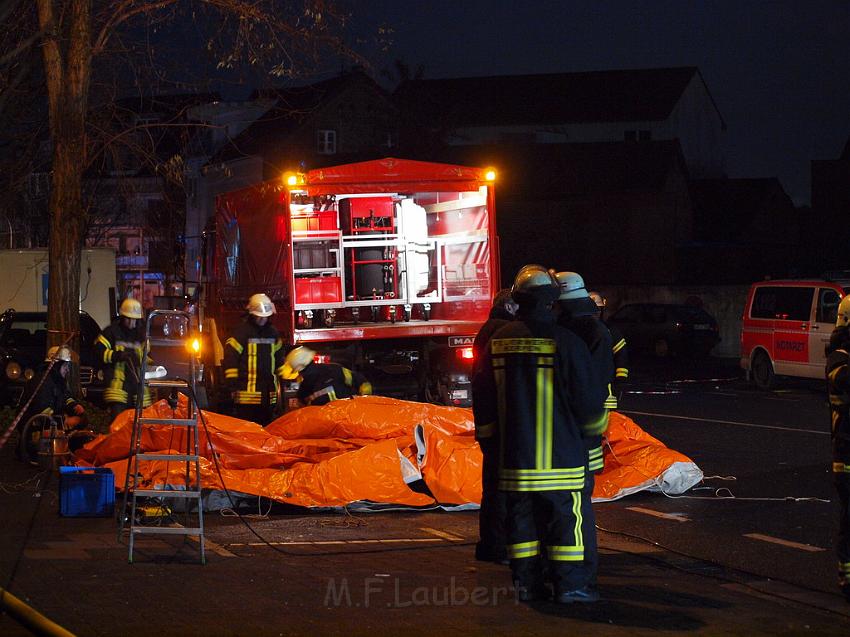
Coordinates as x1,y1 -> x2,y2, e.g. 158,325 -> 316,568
97,369 -> 104,381
23,368 -> 34,381
5,361 -> 21,380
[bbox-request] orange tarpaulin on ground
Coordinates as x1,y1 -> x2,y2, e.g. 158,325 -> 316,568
75,396 -> 701,507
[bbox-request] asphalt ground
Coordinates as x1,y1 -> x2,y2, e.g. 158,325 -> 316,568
2,355 -> 850,635
605,355 -> 837,596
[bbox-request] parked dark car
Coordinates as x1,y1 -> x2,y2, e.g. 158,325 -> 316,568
607,303 -> 720,357
0,309 -> 105,406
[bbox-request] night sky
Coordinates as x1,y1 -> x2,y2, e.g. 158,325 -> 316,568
359,0 -> 850,206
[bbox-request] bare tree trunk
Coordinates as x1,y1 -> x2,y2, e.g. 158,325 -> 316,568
38,0 -> 91,390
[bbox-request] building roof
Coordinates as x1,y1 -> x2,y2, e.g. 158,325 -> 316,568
395,66 -> 721,127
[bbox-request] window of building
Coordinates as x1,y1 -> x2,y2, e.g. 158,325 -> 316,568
625,130 -> 652,142
317,129 -> 337,155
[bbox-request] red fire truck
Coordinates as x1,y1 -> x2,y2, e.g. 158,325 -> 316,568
199,157 -> 500,407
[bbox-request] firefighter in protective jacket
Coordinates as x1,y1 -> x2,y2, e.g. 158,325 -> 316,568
473,266 -> 608,603
473,288 -> 518,564
826,294 -> 850,603
590,290 -> 629,406
223,293 -> 287,426
18,346 -> 90,464
282,346 -> 372,406
95,298 -> 152,419
555,271 -> 614,593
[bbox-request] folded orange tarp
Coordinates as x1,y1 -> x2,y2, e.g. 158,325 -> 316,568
76,395 -> 701,507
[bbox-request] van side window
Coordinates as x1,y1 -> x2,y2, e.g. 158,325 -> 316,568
817,289 -> 841,324
751,286 -> 813,321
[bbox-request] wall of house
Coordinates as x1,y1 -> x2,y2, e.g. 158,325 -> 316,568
661,75 -> 725,178
497,184 -> 692,288
280,81 -> 398,169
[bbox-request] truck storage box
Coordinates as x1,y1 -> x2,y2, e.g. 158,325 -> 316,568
59,466 -> 115,517
294,242 -> 336,270
340,197 -> 394,231
295,276 -> 342,304
291,210 -> 338,233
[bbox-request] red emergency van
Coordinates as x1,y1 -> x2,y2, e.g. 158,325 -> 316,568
740,279 -> 847,389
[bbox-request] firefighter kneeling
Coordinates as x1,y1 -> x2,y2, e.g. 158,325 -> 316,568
472,265 -> 608,603
282,346 -> 372,406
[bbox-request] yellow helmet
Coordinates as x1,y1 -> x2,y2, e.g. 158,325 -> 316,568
281,346 -> 316,380
246,293 -> 276,318
837,295 -> 850,328
119,298 -> 143,319
45,345 -> 74,363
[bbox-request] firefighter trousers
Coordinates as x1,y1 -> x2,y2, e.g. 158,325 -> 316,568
836,471 -> 850,598
504,489 -> 588,594
574,471 -> 599,589
476,441 -> 507,562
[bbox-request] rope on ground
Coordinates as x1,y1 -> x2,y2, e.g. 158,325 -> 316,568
603,438 -> 831,503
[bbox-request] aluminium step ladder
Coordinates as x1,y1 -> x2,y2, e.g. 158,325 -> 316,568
119,309 -> 206,564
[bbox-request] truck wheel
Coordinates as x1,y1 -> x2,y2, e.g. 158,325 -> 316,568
751,351 -> 775,390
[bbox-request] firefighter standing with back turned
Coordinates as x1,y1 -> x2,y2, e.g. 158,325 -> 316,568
825,295 -> 850,603
95,298 -> 153,420
473,288 -> 518,564
223,293 -> 288,426
590,290 -> 630,404
473,265 -> 608,603
555,271 -> 614,594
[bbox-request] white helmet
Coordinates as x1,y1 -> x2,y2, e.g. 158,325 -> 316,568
837,295 -> 850,328
246,293 -> 276,317
281,346 -> 316,380
554,271 -> 588,301
588,291 -> 606,309
119,298 -> 143,319
45,345 -> 74,363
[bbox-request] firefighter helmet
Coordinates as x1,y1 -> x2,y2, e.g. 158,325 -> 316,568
119,298 -> 143,319
45,346 -> 74,363
837,295 -> 850,328
492,288 -> 519,315
589,291 -> 606,309
246,293 -> 276,317
511,265 -> 559,303
281,346 -> 316,380
555,271 -> 588,301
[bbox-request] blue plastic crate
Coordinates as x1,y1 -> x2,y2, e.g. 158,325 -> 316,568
59,467 -> 115,517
